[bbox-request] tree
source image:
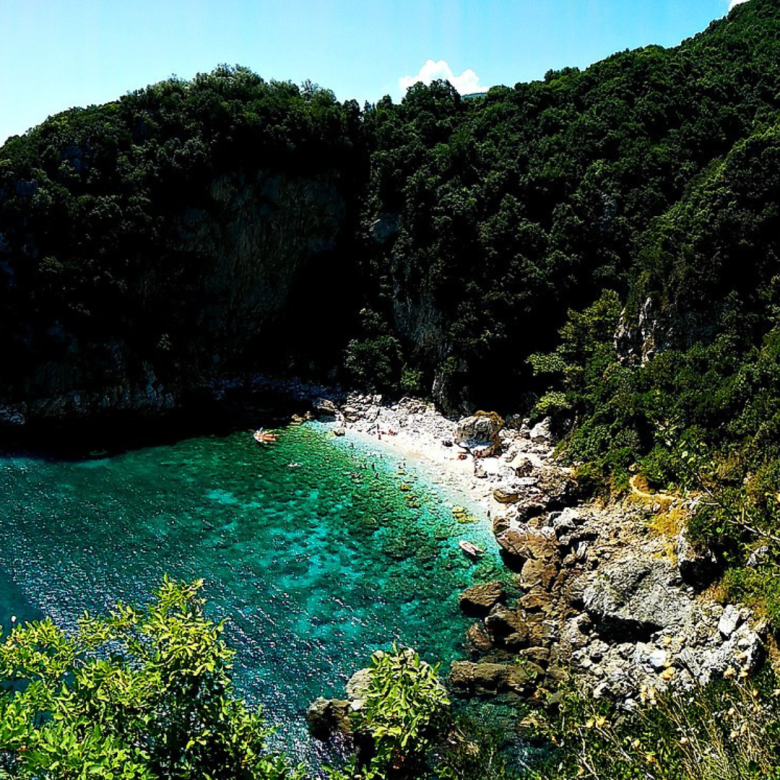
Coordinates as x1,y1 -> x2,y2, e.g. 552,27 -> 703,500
0,577 -> 303,780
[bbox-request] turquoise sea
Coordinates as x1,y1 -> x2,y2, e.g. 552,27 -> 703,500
0,419 -> 507,767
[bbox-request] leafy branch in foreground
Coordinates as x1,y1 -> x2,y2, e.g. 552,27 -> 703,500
0,576 -> 303,779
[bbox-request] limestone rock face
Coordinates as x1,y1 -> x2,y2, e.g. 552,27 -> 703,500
459,581 -> 506,616
582,557 -> 688,639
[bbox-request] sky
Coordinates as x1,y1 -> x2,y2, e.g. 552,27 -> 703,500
0,0 -> 748,145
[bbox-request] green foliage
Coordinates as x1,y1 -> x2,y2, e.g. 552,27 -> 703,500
721,564 -> 780,629
328,647 -> 520,780
530,669 -> 780,780
5,0 -> 780,410
344,336 -> 404,394
0,577 -> 303,779
348,646 -> 450,779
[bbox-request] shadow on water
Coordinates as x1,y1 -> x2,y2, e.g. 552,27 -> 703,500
0,388 -> 308,462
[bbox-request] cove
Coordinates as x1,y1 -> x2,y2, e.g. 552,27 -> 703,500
0,420 -> 506,766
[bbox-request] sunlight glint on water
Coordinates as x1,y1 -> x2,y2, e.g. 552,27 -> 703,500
0,422 -> 504,765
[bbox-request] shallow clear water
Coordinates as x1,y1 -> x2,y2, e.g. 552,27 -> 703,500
0,421 -> 505,767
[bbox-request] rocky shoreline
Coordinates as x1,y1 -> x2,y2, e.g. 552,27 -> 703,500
306,392 -> 766,719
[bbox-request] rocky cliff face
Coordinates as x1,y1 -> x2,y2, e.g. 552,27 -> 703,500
0,168 -> 351,427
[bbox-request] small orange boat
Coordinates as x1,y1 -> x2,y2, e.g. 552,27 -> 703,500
253,429 -> 279,444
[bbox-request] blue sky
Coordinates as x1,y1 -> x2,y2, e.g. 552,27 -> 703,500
1,0 -> 744,144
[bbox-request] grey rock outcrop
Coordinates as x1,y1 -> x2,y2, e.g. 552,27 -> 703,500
529,417 -> 553,443
456,412 -> 504,456
583,557 -> 687,639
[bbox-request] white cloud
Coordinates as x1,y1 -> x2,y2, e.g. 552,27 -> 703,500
399,59 -> 489,97
729,0 -> 750,10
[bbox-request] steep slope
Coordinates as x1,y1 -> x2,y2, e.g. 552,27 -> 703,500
2,0 -> 780,426
0,69 -> 363,423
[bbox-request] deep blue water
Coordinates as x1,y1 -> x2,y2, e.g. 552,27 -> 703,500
0,421 -> 506,766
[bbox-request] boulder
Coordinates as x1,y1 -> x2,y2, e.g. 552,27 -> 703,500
529,417 -> 553,443
485,606 -> 531,646
459,581 -> 506,616
583,557 -> 690,640
717,605 -> 741,638
519,558 -> 558,590
493,488 -> 521,504
473,663 -> 511,694
456,411 -> 504,454
504,414 -> 527,431
496,526 -> 559,567
492,515 -> 510,535
549,508 -> 583,534
507,662 -> 544,695
466,622 -> 494,653
307,697 -> 351,739
519,590 -> 555,613
515,501 -> 548,521
449,661 -> 510,695
314,398 -> 339,418
508,454 -> 536,477
346,667 -> 372,705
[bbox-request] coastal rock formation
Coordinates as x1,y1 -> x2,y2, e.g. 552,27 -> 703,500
456,411 -> 504,456
459,581 -> 506,616
334,392 -> 767,709
307,697 -> 351,740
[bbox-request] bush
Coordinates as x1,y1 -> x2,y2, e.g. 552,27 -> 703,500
0,577 -> 302,779
529,670 -> 780,780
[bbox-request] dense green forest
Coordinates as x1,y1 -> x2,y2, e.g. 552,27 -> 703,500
1,0 -> 778,419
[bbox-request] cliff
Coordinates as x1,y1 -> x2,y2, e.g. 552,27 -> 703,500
0,72 -> 360,426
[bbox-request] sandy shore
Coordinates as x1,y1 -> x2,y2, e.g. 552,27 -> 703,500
334,394 -> 557,521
